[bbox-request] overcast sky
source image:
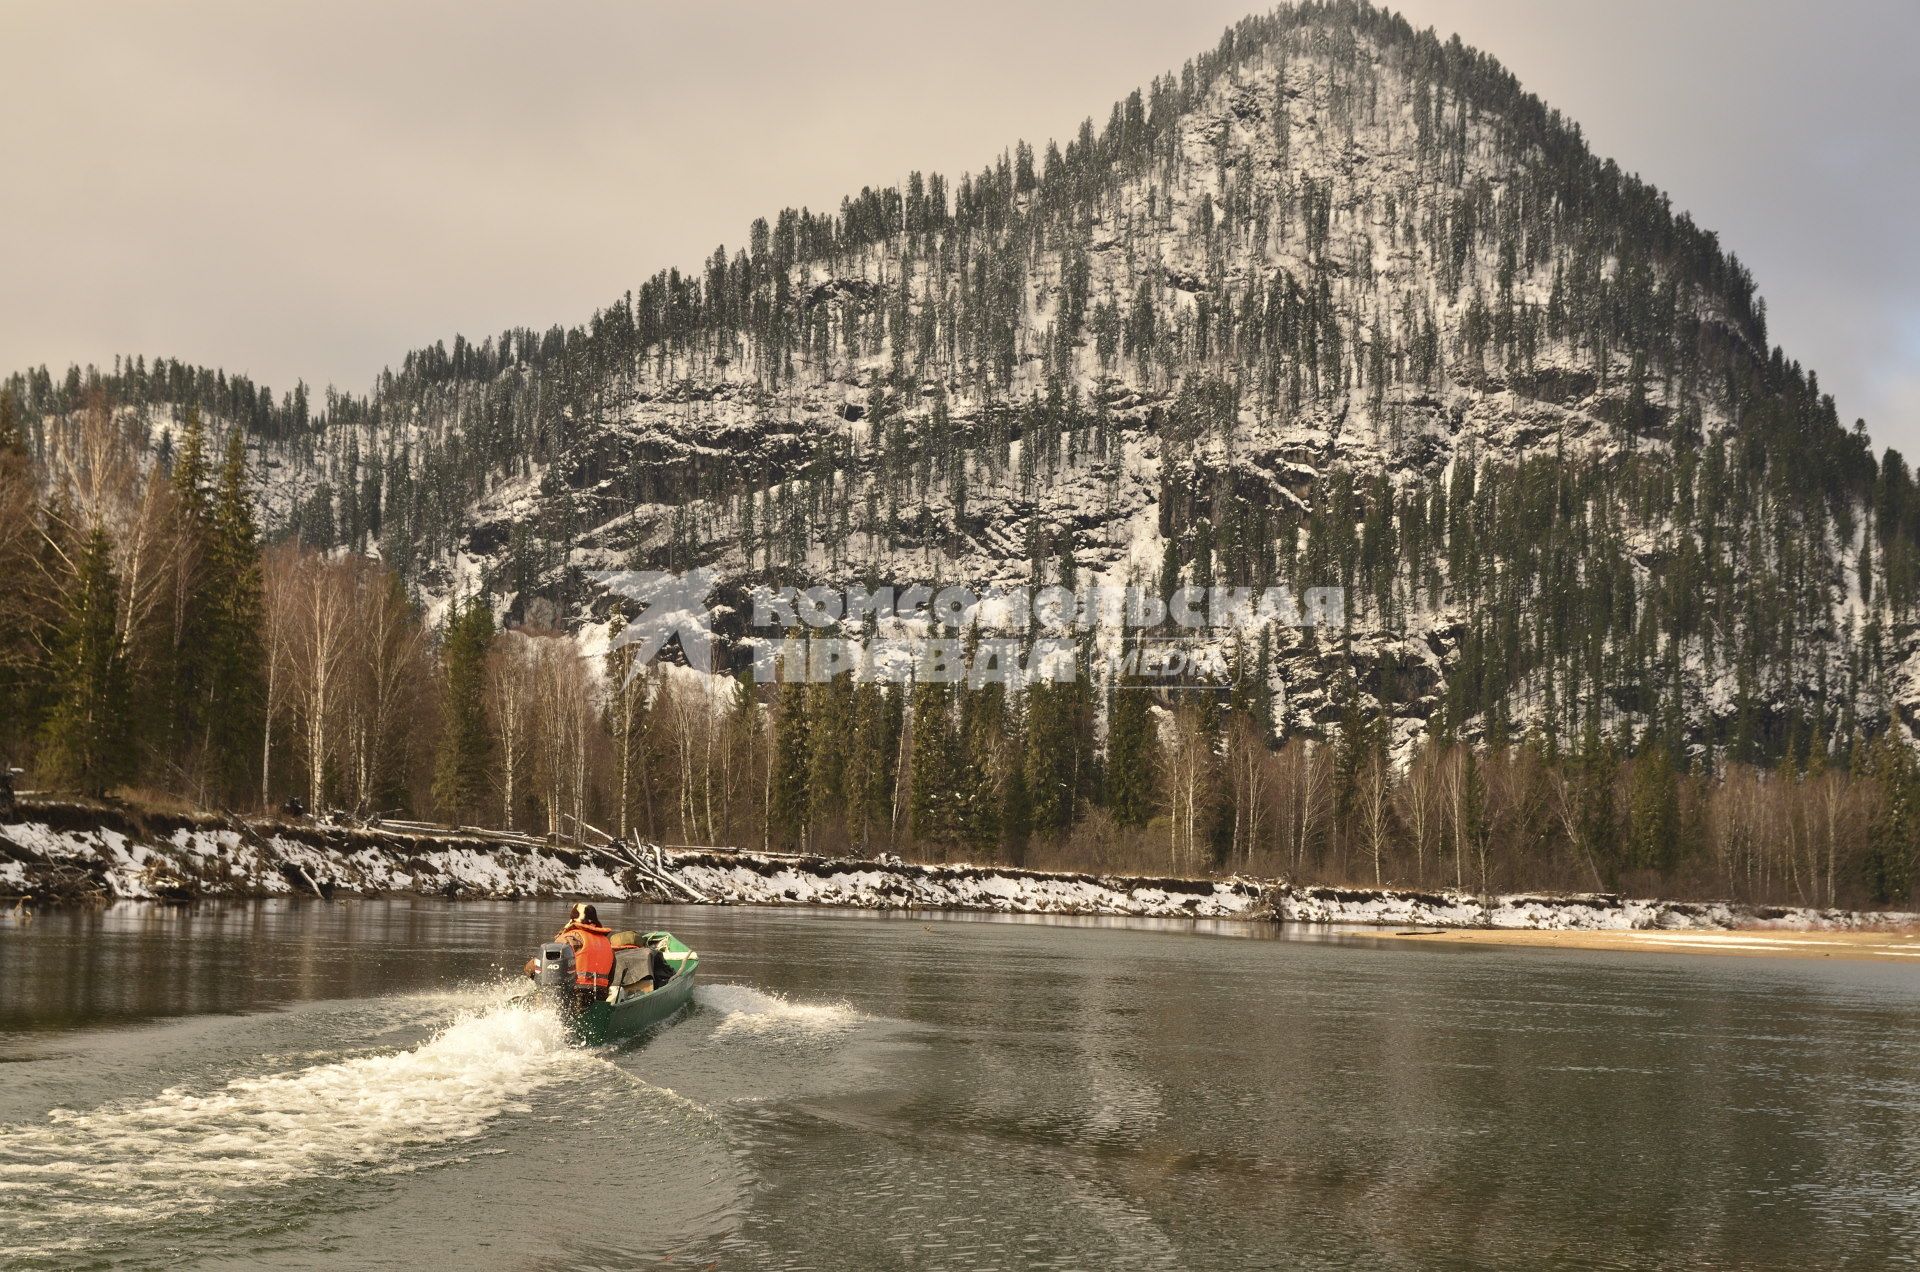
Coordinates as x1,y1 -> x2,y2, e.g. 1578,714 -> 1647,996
4,1 -> 1916,449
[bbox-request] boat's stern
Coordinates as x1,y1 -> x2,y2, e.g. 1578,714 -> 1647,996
530,941 -> 584,1015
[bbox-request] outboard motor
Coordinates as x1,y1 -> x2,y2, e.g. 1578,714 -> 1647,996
533,941 -> 575,1006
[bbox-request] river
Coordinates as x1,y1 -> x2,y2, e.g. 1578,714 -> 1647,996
1,901 -> 1916,1269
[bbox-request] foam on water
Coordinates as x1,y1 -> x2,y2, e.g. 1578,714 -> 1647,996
0,984 -> 592,1241
698,983 -> 864,1042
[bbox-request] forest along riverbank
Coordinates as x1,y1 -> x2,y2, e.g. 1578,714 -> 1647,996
3,800 -> 1916,934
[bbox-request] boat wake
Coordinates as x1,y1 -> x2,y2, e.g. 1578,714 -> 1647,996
698,983 -> 865,1042
0,985 -> 593,1244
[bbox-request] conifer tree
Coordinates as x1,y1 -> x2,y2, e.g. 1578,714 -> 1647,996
1106,649 -> 1157,828
40,529 -> 134,796
844,680 -> 901,852
956,664 -> 1006,857
201,431 -> 266,803
1626,743 -> 1678,873
158,406 -> 213,768
805,672 -> 852,845
769,674 -> 811,849
432,598 -> 495,821
0,389 -> 43,763
1026,666 -> 1097,840
1864,732 -> 1919,906
908,678 -> 958,850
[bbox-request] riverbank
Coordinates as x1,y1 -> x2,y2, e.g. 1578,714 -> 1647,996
3,801 -> 1914,935
1372,927 -> 1920,962
0,800 -> 1261,919
1270,882 -> 1920,933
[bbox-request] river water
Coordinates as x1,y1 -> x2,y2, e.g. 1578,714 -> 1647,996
1,902 -> 1916,1269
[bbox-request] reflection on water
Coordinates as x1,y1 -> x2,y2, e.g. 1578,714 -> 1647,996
1,900 -> 1918,1269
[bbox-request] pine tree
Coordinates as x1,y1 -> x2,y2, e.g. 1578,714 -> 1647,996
172,405 -> 212,524
908,679 -> 958,850
1025,679 -> 1077,839
769,675 -> 811,849
1000,707 -> 1033,863
956,667 -> 1006,858
1105,649 -> 1156,828
432,598 -> 495,821
0,388 -> 45,764
844,680 -> 901,853
1864,732 -> 1919,907
1626,743 -> 1678,873
201,431 -> 266,803
805,672 -> 852,846
40,529 -> 134,796
163,406 -> 224,786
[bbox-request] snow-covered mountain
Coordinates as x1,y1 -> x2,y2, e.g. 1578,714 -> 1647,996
11,0 -> 1906,759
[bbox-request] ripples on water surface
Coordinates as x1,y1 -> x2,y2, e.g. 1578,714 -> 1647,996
1,901 -> 1917,1269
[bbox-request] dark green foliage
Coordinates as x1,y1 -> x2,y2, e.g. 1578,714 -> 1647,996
1863,733 -> 1919,907
844,681 -> 903,851
432,598 -> 495,821
1626,743 -> 1679,874
193,430 -> 267,804
0,389 -> 47,764
769,675 -> 812,849
908,680 -> 959,850
1106,656 -> 1157,828
40,529 -> 133,796
1024,657 -> 1097,839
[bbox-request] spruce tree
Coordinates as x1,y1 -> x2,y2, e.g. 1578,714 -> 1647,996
908,679 -> 957,850
1864,732 -> 1919,906
1105,650 -> 1156,828
769,674 -> 811,849
202,431 -> 266,803
1571,723 -> 1621,886
956,669 -> 1005,858
0,389 -> 44,764
40,529 -> 134,797
432,598 -> 495,822
844,680 -> 900,853
1626,743 -> 1678,874
805,672 -> 852,846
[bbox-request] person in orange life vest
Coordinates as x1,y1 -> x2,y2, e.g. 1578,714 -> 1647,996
523,902 -> 615,999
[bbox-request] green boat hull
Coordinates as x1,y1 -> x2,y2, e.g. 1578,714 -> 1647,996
562,930 -> 700,1046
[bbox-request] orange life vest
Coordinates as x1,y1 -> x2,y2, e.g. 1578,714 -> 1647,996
559,921 -> 614,989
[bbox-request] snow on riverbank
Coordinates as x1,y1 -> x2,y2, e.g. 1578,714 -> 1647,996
0,805 -> 1258,918
3,805 -> 1913,930
663,849 -> 1263,917
1275,884 -> 1920,932
0,807 -> 625,903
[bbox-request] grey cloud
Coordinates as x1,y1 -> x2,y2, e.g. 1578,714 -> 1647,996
2,0 -> 1914,446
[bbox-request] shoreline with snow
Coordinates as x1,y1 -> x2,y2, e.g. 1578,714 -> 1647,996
1271,883 -> 1920,933
2,802 -> 1914,933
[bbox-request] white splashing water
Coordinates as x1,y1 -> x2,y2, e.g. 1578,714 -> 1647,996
699,983 -> 864,1041
0,988 -> 591,1238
